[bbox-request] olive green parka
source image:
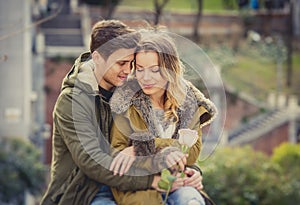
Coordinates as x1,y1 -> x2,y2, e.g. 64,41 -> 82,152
40,52 -> 154,205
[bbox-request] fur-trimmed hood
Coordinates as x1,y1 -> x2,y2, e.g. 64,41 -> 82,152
110,79 -> 217,131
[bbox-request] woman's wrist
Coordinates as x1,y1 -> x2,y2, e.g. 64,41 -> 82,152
151,175 -> 161,189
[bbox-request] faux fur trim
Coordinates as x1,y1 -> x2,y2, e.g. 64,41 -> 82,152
110,80 -> 141,114
110,79 -> 217,132
186,81 -> 218,128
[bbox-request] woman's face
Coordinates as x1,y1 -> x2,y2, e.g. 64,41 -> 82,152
135,51 -> 168,99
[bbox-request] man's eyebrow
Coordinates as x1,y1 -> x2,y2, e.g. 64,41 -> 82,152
117,59 -> 131,62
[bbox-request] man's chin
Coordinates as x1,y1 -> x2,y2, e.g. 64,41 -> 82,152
116,81 -> 126,87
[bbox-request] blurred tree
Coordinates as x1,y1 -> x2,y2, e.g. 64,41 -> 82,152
193,0 -> 203,43
81,0 -> 122,19
286,0 -> 293,87
222,0 -> 237,9
199,146 -> 287,205
238,0 -> 249,9
0,137 -> 46,204
272,143 -> 300,174
153,0 -> 169,25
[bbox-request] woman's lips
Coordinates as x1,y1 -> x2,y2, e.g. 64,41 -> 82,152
142,84 -> 155,89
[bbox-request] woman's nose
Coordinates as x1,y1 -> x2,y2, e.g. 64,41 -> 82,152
143,69 -> 152,81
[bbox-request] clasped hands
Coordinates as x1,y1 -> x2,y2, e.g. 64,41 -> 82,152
109,146 -> 203,191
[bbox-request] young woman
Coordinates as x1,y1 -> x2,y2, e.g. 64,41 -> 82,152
109,30 -> 217,205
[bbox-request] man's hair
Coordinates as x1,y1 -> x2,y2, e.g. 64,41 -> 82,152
90,20 -> 140,60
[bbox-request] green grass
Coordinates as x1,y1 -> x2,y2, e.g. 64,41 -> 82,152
119,0 -> 234,12
203,0 -> 233,11
292,52 -> 300,69
289,52 -> 300,97
119,0 -> 196,11
222,55 -> 277,100
221,50 -> 300,101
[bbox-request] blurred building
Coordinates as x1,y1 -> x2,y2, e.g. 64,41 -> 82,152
0,0 -> 51,158
0,0 -> 32,138
0,0 -> 48,204
227,93 -> 300,155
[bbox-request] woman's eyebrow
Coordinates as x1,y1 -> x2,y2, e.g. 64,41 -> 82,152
136,64 -> 159,68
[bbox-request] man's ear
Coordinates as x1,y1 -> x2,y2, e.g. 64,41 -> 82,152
92,51 -> 105,66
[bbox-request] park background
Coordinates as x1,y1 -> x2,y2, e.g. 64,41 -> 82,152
0,0 -> 300,204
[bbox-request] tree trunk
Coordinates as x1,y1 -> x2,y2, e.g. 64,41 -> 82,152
286,1 -> 293,87
154,0 -> 169,26
193,0 -> 203,43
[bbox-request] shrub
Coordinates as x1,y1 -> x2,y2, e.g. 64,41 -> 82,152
199,146 -> 286,205
272,143 -> 300,204
0,137 -> 46,204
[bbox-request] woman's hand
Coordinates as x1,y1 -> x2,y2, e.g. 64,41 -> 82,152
183,167 -> 203,190
153,173 -> 185,193
109,146 -> 135,176
169,172 -> 185,192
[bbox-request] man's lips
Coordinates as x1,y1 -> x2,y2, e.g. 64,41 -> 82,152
118,76 -> 127,81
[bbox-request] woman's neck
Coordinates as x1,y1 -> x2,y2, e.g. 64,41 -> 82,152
150,93 -> 165,109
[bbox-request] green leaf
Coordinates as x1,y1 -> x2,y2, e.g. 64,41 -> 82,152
167,175 -> 177,183
158,179 -> 170,190
161,168 -> 171,180
180,172 -> 185,178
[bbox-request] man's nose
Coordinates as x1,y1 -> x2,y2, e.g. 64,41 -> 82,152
123,64 -> 131,74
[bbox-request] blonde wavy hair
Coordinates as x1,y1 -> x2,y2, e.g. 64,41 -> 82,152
132,30 -> 187,122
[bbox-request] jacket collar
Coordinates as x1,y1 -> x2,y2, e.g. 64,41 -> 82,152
110,79 -> 217,129
61,52 -> 100,96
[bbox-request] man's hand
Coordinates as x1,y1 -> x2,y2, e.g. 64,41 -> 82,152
183,167 -> 203,190
166,150 -> 187,172
109,146 -> 135,176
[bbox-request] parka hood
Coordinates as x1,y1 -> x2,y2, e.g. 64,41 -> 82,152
110,79 -> 217,128
61,52 -> 99,96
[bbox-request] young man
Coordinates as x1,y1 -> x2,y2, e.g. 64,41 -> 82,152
40,20 -> 204,205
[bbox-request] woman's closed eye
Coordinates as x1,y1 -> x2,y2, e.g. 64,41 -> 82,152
136,67 -> 144,72
151,67 -> 160,73
136,67 -> 160,73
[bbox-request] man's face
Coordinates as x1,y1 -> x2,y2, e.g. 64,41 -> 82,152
94,48 -> 135,90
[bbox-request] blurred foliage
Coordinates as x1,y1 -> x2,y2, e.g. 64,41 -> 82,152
243,33 -> 287,63
271,143 -> 300,204
0,137 -> 46,203
203,44 -> 237,70
203,34 -> 297,102
272,143 -> 300,171
199,145 -> 300,205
